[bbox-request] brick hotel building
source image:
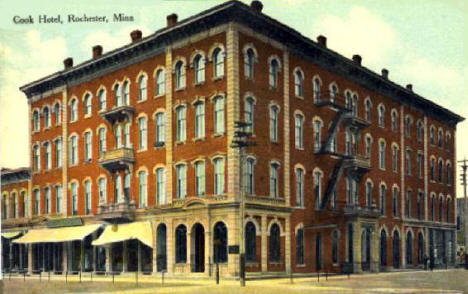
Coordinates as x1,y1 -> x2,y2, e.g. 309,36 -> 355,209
1,0 -> 464,277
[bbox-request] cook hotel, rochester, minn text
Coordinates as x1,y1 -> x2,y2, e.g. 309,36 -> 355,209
13,14 -> 134,24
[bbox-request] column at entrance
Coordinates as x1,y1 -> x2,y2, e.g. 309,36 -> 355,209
285,216 -> 291,274
122,241 -> 128,272
204,229 -> 212,277
28,244 -> 33,274
62,242 -> 67,273
370,225 -> 379,272
401,227 -> 407,269
261,215 -> 267,272
352,221 -> 362,273
106,245 -> 111,272
227,211 -> 239,277
166,221 -> 174,275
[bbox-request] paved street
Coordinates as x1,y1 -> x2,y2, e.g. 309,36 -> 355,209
2,269 -> 468,294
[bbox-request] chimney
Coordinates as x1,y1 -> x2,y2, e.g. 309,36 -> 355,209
381,68 -> 389,79
406,84 -> 413,91
63,57 -> 73,69
167,13 -> 178,27
251,1 -> 263,13
352,54 -> 362,66
92,45 -> 103,58
130,30 -> 142,42
317,35 -> 327,47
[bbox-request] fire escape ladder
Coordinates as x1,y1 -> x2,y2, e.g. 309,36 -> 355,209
320,158 -> 345,210
319,109 -> 348,154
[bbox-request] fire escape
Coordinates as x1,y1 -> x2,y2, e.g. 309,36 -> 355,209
97,95 -> 136,222
315,92 -> 373,214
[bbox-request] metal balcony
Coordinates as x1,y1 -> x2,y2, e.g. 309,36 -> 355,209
343,154 -> 371,172
343,204 -> 381,218
100,105 -> 135,124
97,201 -> 136,222
98,148 -> 135,172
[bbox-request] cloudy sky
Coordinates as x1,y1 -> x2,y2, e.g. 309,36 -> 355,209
0,0 -> 467,196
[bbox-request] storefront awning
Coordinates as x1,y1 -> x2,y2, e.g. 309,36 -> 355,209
92,221 -> 153,248
13,224 -> 102,244
1,232 -> 22,239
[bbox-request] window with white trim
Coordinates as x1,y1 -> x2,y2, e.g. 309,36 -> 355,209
175,60 -> 186,89
294,69 -> 303,97
391,110 -> 398,132
295,114 -> 304,149
156,168 -> 166,205
54,103 -> 61,125
379,140 -> 386,170
123,81 -> 130,105
245,158 -> 255,195
313,77 -> 321,103
214,158 -> 225,195
138,117 -> 147,150
98,89 -> 106,111
98,128 -> 106,156
213,48 -> 224,78
71,182 -> 78,215
194,54 -> 205,84
314,171 -> 322,210
44,107 -> 51,128
44,142 -> 51,170
176,106 -> 187,141
33,110 -> 40,131
365,99 -> 372,122
214,96 -> 225,134
69,135 -> 78,165
176,164 -> 187,199
138,75 -> 147,101
296,168 -> 304,207
124,123 -> 131,147
156,113 -> 166,145
84,94 -> 92,116
194,102 -> 205,138
84,131 -> 92,161
34,189 -> 40,216
270,162 -> 280,198
138,170 -> 147,208
269,105 -> 279,142
380,184 -> 386,215
269,58 -> 279,88
70,99 -> 78,122
313,119 -> 322,152
55,138 -> 62,168
378,104 -> 385,127
98,178 -> 106,204
55,186 -> 62,213
244,48 -> 255,79
195,161 -> 205,196
244,97 -> 255,133
45,187 -> 51,214
85,180 -> 91,214
156,69 -> 166,96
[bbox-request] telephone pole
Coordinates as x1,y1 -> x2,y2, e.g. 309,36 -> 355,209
458,158 -> 468,269
231,121 -> 256,287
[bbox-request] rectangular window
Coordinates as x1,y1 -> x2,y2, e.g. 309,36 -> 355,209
45,187 -> 51,214
214,98 -> 225,134
313,121 -> 322,152
270,164 -> 279,198
156,169 -> 166,205
55,139 -> 62,168
379,142 -> 386,170
314,172 -> 321,210
296,169 -> 304,207
124,123 -> 131,147
34,190 -> 40,216
139,171 -> 147,208
69,136 -> 78,165
138,118 -> 147,150
71,183 -> 78,215
380,185 -> 386,215
85,181 -> 91,215
176,165 -> 187,199
392,147 -> 398,173
84,132 -> 92,161
195,103 -> 205,138
393,188 -> 398,217
176,107 -> 186,142
295,115 -> 303,149
156,113 -> 166,145
269,106 -> 279,142
245,159 -> 254,195
98,178 -> 106,204
417,153 -> 423,178
99,129 -> 106,156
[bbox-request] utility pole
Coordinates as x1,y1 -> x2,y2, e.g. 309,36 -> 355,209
231,121 -> 256,287
458,158 -> 468,269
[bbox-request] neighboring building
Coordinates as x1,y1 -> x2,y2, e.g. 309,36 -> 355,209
2,0 -> 464,277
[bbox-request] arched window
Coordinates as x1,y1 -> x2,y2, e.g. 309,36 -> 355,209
98,128 -> 106,156
176,106 -> 187,142
391,110 -> 398,132
269,58 -> 279,88
380,184 -> 386,215
43,107 -> 51,128
365,99 -> 372,122
12,192 -> 18,218
84,94 -> 92,116
98,89 -> 106,111
69,135 -> 78,165
115,174 -> 122,203
378,104 -> 385,127
156,69 -> 166,96
33,145 -> 40,172
114,124 -> 123,148
406,232 -> 413,266
98,177 -> 107,204
33,110 -> 40,131
329,84 -> 338,103
245,222 -> 256,262
84,180 -> 91,215
122,81 -> 130,105
70,99 -> 78,122
175,225 -> 187,263
417,192 -> 423,220
214,158 -> 225,195
405,116 -> 412,137
393,187 -> 398,217
138,75 -> 147,101
439,197 -> 443,222
295,114 -> 304,149
155,112 -> 166,145
156,168 -> 166,205
405,150 -> 412,175
44,142 -> 51,170
446,163 -> 452,185
176,164 -> 187,199
244,48 -> 255,79
417,153 -> 423,178
313,119 -> 322,152
45,188 -> 51,214
138,117 -> 147,150
124,173 -> 131,203
379,141 -> 386,170
294,69 -> 303,97
352,94 -> 358,116
430,158 -> 436,181
269,105 -> 279,142
438,160 -> 443,183
114,84 -> 122,107
332,230 -> 339,264
392,145 -> 398,172
366,181 -> 373,207
213,222 -> 228,263
406,190 -> 412,218
33,189 -> 40,215
417,121 -> 423,142
71,182 -> 78,215
193,54 -> 205,84
194,102 -> 205,138
314,170 -> 322,210
138,170 -> 147,207
431,195 -> 435,221
393,230 -> 400,268
194,161 -> 205,196
313,77 -> 321,103
438,129 -> 444,148
245,158 -> 255,195
296,168 -> 304,207
54,103 -> 61,125
269,223 -> 281,262
84,131 -> 92,161
446,198 -> 451,222
175,60 -> 185,89
270,162 -> 280,198
244,97 -> 255,133
365,136 -> 372,158
55,186 -> 62,214
214,96 -> 225,134
430,127 -> 435,145
417,233 -> 424,265
213,48 -> 224,78
296,228 -> 305,265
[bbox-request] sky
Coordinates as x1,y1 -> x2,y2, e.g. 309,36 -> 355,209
0,0 -> 467,196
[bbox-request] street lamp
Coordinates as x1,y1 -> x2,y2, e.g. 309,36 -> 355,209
231,121 -> 256,287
